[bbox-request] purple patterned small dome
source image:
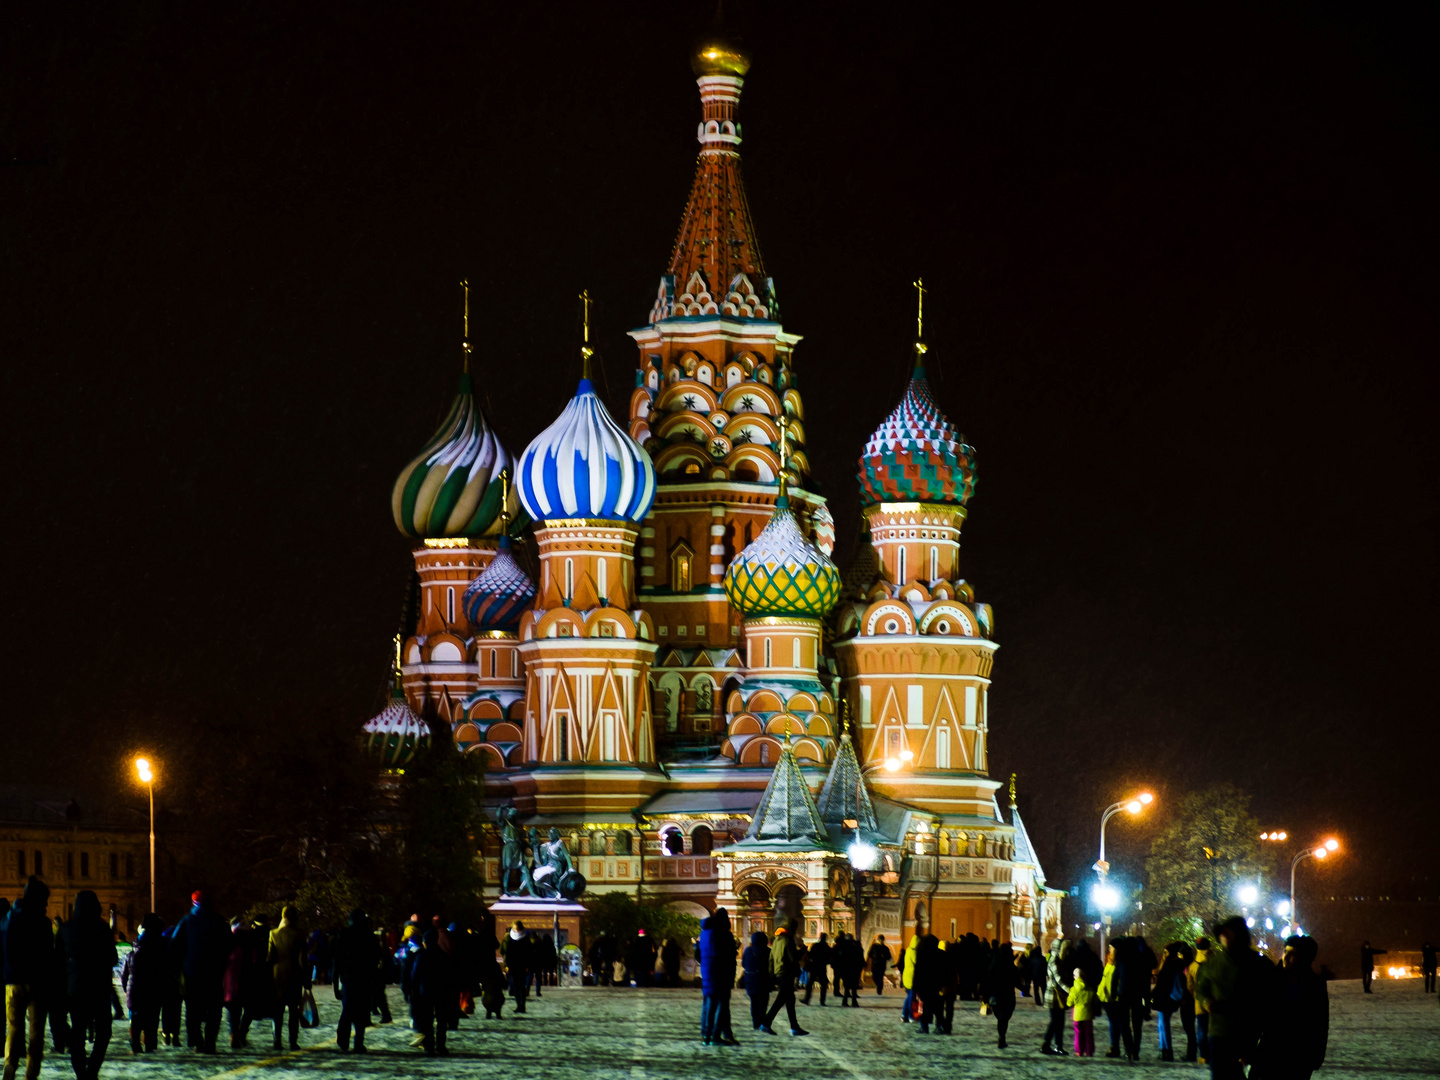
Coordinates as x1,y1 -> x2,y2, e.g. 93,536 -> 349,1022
462,535 -> 536,632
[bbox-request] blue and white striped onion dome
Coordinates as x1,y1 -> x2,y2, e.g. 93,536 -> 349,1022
518,377 -> 656,523
392,372 -> 524,539
723,495 -> 841,619
462,535 -> 536,631
360,697 -> 431,768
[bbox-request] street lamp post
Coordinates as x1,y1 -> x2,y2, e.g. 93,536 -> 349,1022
1290,839 -> 1339,935
136,758 -> 156,914
1094,792 -> 1153,956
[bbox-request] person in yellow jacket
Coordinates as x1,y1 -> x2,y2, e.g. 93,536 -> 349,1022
1187,936 -> 1210,1063
1097,945 -> 1122,1058
1067,966 -> 1100,1056
900,934 -> 920,1023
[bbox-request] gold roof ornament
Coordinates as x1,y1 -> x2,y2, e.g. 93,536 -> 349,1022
579,289 -> 594,380
913,277 -> 928,362
691,36 -> 751,77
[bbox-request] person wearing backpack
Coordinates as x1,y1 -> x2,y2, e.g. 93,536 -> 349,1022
1155,942 -> 1191,1061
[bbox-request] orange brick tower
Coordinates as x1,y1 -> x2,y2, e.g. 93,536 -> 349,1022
628,35 -> 834,758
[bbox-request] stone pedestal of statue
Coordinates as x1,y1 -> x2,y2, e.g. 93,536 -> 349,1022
490,897 -> 588,965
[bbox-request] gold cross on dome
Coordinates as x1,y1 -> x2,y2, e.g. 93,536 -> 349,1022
498,467 -> 511,531
461,279 -> 472,372
777,411 -> 789,469
913,277 -> 928,358
579,289 -> 595,378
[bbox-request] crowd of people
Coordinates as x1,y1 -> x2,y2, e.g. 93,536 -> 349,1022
693,911 -> 1336,1080
1,870 -> 1425,1079
0,876 -> 571,1076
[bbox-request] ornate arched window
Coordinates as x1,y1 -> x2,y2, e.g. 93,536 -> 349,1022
691,825 -> 713,856
670,540 -> 694,593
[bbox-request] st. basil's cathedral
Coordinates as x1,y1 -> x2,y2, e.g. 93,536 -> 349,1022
363,33 -> 1065,953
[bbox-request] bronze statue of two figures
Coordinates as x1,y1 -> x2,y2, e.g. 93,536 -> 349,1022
497,805 -> 588,901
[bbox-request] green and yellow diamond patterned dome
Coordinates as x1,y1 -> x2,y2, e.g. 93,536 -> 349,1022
724,494 -> 841,619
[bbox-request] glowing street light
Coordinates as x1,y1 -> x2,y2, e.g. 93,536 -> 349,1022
1237,884 -> 1259,906
848,840 -> 880,871
135,756 -> 157,915
1290,838 -> 1340,935
1095,791 -> 1155,954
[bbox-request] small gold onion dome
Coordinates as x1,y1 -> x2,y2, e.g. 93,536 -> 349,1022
691,36 -> 751,77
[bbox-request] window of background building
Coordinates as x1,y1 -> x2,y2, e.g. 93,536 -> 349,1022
66,852 -> 74,878
80,852 -> 90,878
125,854 -> 135,879
109,853 -> 118,879
14,851 -> 23,878
33,851 -> 42,876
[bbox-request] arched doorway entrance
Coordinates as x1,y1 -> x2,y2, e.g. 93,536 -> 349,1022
774,883 -> 806,930
740,884 -> 772,941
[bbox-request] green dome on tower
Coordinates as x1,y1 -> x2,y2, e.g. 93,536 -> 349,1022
723,496 -> 840,619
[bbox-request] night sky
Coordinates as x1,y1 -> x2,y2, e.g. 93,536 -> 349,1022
4,3 -> 1435,896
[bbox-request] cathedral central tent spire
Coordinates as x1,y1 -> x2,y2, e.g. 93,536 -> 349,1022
661,28 -> 770,318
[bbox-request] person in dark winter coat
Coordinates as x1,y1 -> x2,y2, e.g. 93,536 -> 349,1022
1422,942 -> 1437,994
1359,941 -> 1386,993
762,923 -> 807,1037
982,942 -> 1018,1049
266,907 -> 307,1051
222,917 -> 263,1048
333,910 -> 379,1054
170,892 -> 231,1054
1194,917 -> 1277,1079
119,915 -> 166,1053
1154,942 -> 1191,1061
1251,936 -> 1327,1080
588,932 -> 614,987
912,933 -> 943,1033
409,930 -> 457,1055
3,876 -> 55,1080
500,923 -> 531,1013
157,925 -> 182,1047
802,933 -> 830,1006
866,935 -> 890,995
1030,944 -> 1049,1005
698,909 -> 738,1045
740,931 -> 770,1030
56,891 -> 117,1080
660,938 -> 681,989
1042,938 -> 1073,1055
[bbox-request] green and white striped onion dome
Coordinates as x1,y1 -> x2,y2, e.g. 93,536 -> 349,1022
361,697 -> 431,769
392,372 -> 525,539
723,495 -> 841,619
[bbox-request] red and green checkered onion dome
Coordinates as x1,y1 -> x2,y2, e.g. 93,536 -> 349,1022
856,366 -> 976,507
723,498 -> 841,619
361,698 -> 431,768
462,535 -> 535,632
393,372 -> 527,539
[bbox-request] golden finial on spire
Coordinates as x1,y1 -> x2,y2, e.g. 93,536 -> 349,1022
393,632 -> 404,691
461,279 -> 472,373
579,289 -> 595,380
498,467 -> 511,533
840,698 -> 850,738
776,411 -> 790,500
912,277 -> 928,362
1008,771 -> 1018,807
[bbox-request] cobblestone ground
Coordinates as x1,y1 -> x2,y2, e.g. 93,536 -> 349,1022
36,979 -> 1439,1079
